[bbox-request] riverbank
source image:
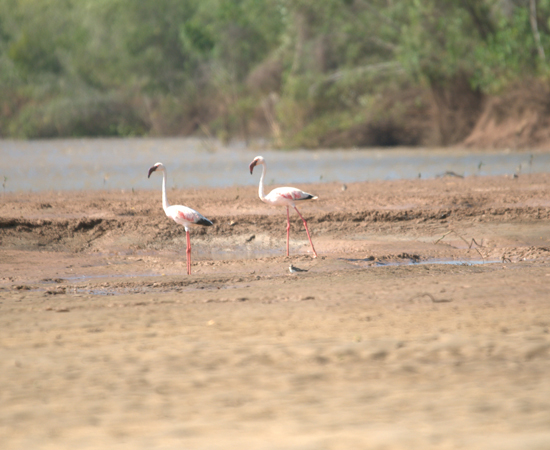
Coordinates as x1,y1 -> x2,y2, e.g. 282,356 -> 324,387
1,174 -> 550,449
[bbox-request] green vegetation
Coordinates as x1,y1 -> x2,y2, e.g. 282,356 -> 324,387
0,0 -> 549,146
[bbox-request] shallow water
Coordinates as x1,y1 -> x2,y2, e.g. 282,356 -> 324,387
340,257 -> 502,267
32,257 -> 505,297
1,137 -> 547,192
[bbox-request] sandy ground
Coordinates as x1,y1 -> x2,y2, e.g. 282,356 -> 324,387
1,173 -> 550,450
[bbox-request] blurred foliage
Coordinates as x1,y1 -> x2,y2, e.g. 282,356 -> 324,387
0,0 -> 548,145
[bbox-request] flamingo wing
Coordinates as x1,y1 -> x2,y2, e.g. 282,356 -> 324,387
266,187 -> 317,205
167,205 -> 213,227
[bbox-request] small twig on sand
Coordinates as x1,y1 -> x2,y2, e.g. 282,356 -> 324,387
409,292 -> 453,303
434,229 -> 486,260
468,238 -> 483,249
434,230 -> 452,245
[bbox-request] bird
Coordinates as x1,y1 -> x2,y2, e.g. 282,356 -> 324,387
249,156 -> 318,258
148,162 -> 213,275
289,264 -> 308,274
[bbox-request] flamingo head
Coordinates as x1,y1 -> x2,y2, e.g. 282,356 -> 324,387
249,156 -> 265,174
148,162 -> 165,178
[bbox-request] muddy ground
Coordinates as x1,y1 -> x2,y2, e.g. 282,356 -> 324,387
1,173 -> 550,450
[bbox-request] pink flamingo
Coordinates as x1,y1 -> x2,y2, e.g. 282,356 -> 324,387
249,156 -> 318,258
148,162 -> 213,275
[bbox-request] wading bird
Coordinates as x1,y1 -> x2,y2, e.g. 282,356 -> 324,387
249,156 -> 318,258
148,162 -> 213,275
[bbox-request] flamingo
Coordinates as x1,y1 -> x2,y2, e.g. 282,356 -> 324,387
249,156 -> 318,258
148,162 -> 213,275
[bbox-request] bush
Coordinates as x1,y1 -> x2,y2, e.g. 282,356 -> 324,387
10,93 -> 148,138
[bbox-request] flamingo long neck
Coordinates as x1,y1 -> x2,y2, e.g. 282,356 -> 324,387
258,163 -> 266,201
161,169 -> 171,212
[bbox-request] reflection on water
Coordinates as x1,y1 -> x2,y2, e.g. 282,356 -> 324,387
0,137 -> 547,192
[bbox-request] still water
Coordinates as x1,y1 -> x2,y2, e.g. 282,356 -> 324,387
0,138 -> 546,192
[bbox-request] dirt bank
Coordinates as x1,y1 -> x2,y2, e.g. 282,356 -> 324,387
464,81 -> 550,150
310,81 -> 550,149
1,174 -> 550,449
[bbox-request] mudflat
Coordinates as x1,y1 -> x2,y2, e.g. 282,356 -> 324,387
1,174 -> 550,449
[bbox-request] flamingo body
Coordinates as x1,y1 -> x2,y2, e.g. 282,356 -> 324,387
249,156 -> 318,258
263,187 -> 317,207
148,162 -> 212,274
166,205 -> 213,230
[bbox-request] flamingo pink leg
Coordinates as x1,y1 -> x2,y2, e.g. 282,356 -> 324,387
294,206 -> 318,258
286,206 -> 291,257
186,230 -> 191,275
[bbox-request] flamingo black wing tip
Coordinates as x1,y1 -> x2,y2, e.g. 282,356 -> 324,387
301,194 -> 317,201
197,218 -> 214,227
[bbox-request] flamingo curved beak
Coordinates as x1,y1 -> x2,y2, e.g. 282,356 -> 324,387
249,160 -> 257,174
148,166 -> 157,178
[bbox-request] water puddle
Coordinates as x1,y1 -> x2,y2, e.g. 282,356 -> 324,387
61,272 -> 159,282
340,257 -> 502,268
34,273 -> 161,296
75,288 -> 117,296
